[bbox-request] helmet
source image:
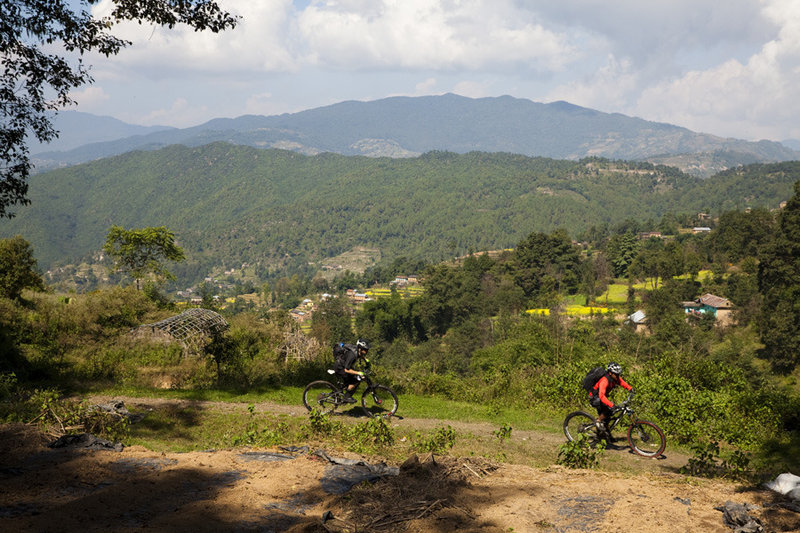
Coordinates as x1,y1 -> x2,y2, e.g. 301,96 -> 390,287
607,362 -> 622,375
356,339 -> 370,352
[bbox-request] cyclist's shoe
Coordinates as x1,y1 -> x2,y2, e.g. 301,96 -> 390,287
342,394 -> 356,404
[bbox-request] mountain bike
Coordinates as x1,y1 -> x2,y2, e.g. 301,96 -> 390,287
563,391 -> 666,458
302,368 -> 398,419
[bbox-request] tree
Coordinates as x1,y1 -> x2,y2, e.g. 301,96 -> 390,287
311,296 -> 354,348
0,236 -> 45,299
103,225 -> 185,289
604,232 -> 640,278
0,1 -> 238,217
757,181 -> 800,372
513,229 -> 582,302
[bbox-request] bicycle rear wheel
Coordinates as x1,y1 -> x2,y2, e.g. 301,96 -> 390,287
361,385 -> 398,418
563,411 -> 599,444
627,420 -> 666,458
302,381 -> 339,414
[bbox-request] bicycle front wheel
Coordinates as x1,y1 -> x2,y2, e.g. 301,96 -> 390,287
361,385 -> 398,418
302,381 -> 339,414
627,420 -> 666,458
563,411 -> 598,443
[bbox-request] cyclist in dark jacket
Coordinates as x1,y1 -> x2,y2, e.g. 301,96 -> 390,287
334,339 -> 370,403
589,362 -> 633,439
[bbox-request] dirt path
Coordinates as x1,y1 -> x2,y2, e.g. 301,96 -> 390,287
1,397 -> 798,532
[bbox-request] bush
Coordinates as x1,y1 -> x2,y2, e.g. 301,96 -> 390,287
412,425 -> 457,453
680,439 -> 752,481
557,433 -> 605,469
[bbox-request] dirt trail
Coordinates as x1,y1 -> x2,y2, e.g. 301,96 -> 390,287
1,397 -> 798,532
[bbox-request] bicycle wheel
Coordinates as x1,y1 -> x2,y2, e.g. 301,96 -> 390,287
361,385 -> 398,418
302,381 -> 339,414
563,411 -> 598,443
627,420 -> 666,458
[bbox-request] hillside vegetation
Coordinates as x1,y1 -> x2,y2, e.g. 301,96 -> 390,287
3,144 -> 799,290
2,181 -> 800,486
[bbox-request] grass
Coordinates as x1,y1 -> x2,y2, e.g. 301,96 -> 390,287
112,386 -> 696,473
597,282 -> 630,305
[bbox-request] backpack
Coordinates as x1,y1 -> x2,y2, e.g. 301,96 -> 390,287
333,342 -> 356,367
582,366 -> 606,393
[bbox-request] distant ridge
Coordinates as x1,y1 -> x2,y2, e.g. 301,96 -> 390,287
32,94 -> 799,177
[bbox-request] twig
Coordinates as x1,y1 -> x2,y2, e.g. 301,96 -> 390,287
415,499 -> 443,519
26,409 -> 47,425
49,406 -> 65,433
367,500 -> 445,529
463,463 -> 482,479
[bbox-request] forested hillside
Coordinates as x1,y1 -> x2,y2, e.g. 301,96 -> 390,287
3,143 -> 799,287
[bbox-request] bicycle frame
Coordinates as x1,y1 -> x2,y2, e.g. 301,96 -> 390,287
604,392 -> 637,432
327,369 -> 382,405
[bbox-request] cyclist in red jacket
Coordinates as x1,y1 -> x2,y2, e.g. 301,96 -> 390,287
589,362 -> 633,440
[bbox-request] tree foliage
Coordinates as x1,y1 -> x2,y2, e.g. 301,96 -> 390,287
0,235 -> 44,300
103,225 -> 185,289
757,181 -> 800,372
0,0 -> 238,217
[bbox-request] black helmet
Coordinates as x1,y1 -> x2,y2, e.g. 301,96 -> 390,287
607,362 -> 622,375
356,339 -> 370,352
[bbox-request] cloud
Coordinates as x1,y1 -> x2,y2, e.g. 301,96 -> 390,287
630,0 -> 800,139
74,0 -> 800,140
414,78 -> 438,94
70,86 -> 110,108
126,98 -> 208,128
89,0 -> 582,75
297,0 -> 577,71
89,0 -> 301,75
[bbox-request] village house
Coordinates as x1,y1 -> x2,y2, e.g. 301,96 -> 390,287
626,310 -> 649,334
681,293 -> 735,326
289,309 -> 310,322
638,232 -> 663,240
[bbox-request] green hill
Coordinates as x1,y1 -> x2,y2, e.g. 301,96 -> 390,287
3,143 -> 799,285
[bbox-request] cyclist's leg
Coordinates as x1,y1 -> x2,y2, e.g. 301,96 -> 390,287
592,399 -> 613,439
340,373 -> 359,403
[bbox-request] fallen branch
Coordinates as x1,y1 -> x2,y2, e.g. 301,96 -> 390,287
26,409 -> 47,425
463,462 -> 482,479
366,499 -> 445,529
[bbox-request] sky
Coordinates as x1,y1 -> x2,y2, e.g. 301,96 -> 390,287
67,0 -> 800,142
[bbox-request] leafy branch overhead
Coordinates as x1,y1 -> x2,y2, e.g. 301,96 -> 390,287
0,0 -> 238,218
103,225 -> 185,289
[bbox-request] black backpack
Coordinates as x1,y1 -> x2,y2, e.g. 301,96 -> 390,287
333,342 -> 356,367
582,366 -> 606,393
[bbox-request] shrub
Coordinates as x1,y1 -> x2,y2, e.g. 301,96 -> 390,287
346,417 -> 395,451
412,425 -> 457,453
232,404 -> 290,446
493,423 -> 512,441
557,433 -> 605,469
680,439 -> 752,481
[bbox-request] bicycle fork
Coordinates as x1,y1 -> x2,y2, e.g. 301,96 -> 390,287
367,387 -> 382,404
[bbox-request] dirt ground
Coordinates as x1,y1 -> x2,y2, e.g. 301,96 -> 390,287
1,398 -> 799,532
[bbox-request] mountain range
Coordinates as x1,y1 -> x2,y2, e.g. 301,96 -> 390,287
32,94 -> 800,178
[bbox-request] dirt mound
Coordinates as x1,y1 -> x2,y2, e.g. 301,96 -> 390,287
2,416 -> 799,532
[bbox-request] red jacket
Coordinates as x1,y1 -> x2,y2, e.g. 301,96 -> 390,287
592,374 -> 632,408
